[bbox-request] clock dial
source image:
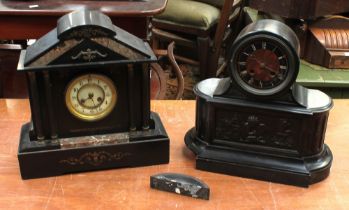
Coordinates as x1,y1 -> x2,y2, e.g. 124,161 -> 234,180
65,74 -> 117,121
229,20 -> 300,98
237,39 -> 289,90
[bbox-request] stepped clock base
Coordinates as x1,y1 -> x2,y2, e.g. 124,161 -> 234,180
18,112 -> 169,179
185,128 -> 332,187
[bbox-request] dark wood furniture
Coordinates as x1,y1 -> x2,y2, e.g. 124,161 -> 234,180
0,44 -> 27,98
249,0 -> 349,19
248,0 -> 349,69
303,16 -> 349,69
0,0 -> 167,98
0,99 -> 349,208
152,0 -> 243,79
0,0 -> 167,39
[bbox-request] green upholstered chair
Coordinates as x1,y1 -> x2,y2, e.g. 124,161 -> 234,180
151,0 -> 243,79
297,60 -> 349,98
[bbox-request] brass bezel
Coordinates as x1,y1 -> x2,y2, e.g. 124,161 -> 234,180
65,74 -> 117,122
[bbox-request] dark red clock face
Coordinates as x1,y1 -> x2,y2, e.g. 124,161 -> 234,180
229,20 -> 300,98
236,40 -> 289,90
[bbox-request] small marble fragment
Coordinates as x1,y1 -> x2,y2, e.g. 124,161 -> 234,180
150,173 -> 210,200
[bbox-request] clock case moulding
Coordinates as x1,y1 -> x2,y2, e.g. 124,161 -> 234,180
16,10 -> 169,179
185,20 -> 333,187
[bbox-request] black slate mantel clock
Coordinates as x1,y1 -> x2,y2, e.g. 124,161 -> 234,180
185,20 -> 333,187
17,10 -> 169,179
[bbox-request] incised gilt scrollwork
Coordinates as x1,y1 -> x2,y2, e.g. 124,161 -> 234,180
71,48 -> 108,61
60,151 -> 131,166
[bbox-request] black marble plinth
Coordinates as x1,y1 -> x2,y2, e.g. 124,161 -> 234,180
185,78 -> 333,187
18,112 -> 169,179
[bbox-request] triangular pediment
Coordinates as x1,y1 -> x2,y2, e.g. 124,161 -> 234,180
22,10 -> 156,70
28,37 -> 150,67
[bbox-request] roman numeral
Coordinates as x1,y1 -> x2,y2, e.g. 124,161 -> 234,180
278,55 -> 285,60
262,42 -> 267,49
251,44 -> 257,51
248,78 -> 254,84
240,70 -> 248,76
280,65 -> 287,70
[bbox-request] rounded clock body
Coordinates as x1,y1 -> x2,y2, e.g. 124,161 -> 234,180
65,74 -> 117,121
229,19 -> 300,99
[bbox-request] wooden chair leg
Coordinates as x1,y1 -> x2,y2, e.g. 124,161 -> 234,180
197,37 -> 210,79
151,32 -> 160,52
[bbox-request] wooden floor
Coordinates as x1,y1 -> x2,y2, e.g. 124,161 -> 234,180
0,99 -> 349,209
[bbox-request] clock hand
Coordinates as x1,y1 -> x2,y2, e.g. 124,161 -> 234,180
80,98 -> 86,104
87,92 -> 102,108
88,92 -> 94,99
91,98 -> 96,107
262,65 -> 277,77
79,92 -> 96,107
248,56 -> 277,77
248,56 -> 264,66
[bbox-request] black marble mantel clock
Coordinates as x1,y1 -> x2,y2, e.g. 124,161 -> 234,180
185,20 -> 333,187
17,10 -> 169,179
